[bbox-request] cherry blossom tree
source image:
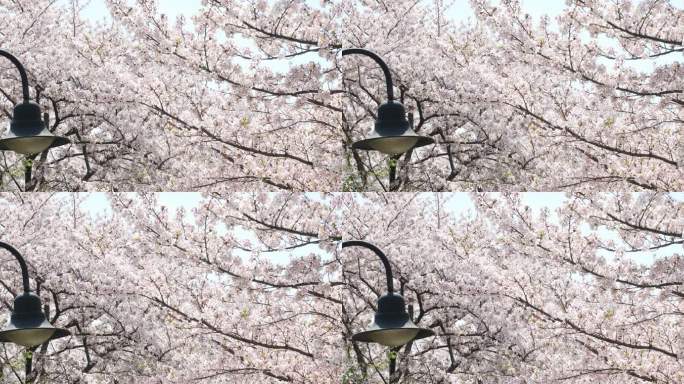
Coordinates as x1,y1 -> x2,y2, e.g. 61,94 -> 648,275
104,192 -> 345,382
1,0 -> 681,191
342,0 -> 683,191
473,192 -> 682,382
338,192 -> 681,383
0,193 -> 172,383
460,0 -> 683,191
0,0 -> 171,191
101,0 -> 346,191
0,192 -> 348,383
0,192 -> 681,382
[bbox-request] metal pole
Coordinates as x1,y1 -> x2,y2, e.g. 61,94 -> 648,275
341,240 -> 394,294
25,352 -> 32,379
0,50 -> 31,103
0,241 -> 32,293
342,48 -> 395,102
389,352 -> 396,382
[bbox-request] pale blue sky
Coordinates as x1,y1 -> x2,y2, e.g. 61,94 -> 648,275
69,0 -> 566,24
71,0 -> 567,23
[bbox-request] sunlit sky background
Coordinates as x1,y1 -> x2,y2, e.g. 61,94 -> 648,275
74,0 -> 568,23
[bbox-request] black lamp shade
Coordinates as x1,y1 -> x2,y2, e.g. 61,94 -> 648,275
352,293 -> 434,347
0,293 -> 70,347
352,102 -> 434,155
0,102 -> 69,155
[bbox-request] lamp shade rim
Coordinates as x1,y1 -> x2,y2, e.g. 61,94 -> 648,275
0,326 -> 71,338
352,135 -> 435,151
0,323 -> 71,346
351,326 -> 435,343
0,135 -> 70,152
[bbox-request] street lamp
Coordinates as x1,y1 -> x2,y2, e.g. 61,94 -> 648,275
0,241 -> 70,347
0,50 -> 69,155
342,48 -> 434,155
342,240 -> 433,347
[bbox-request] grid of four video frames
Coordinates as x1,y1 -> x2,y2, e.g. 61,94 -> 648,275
0,1 -> 681,383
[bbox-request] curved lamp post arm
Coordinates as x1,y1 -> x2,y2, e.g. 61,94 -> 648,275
0,50 -> 30,103
342,48 -> 394,102
0,242 -> 31,294
342,240 -> 394,294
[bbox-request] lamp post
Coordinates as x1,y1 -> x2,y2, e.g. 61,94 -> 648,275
342,240 -> 434,381
0,50 -> 69,155
0,242 -> 70,377
342,49 -> 434,155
